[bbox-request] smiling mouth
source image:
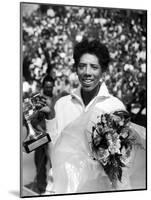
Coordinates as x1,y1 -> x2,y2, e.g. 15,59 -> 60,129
82,79 -> 94,85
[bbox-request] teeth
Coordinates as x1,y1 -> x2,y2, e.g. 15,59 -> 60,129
83,80 -> 93,82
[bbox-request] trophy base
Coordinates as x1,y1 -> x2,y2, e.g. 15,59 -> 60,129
23,133 -> 51,153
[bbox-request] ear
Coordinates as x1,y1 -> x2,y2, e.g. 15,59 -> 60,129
100,72 -> 106,82
73,63 -> 78,74
102,72 -> 107,80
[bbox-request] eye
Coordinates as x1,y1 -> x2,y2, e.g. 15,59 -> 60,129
91,64 -> 100,69
78,63 -> 86,69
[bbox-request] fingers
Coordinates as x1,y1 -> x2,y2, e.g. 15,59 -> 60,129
39,103 -> 55,119
35,100 -> 46,110
45,98 -> 54,108
40,106 -> 51,113
26,94 -> 56,120
31,94 -> 47,109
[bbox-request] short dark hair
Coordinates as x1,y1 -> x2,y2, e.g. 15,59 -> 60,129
73,39 -> 110,72
42,74 -> 55,88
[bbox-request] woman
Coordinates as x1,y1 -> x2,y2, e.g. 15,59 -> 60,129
40,39 -> 146,194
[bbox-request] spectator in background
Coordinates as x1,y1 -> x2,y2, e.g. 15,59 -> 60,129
25,74 -> 55,194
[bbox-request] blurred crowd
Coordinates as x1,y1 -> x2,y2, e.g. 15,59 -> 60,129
22,4 -> 146,124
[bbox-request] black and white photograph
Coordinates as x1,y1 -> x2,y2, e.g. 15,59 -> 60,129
20,2 -> 147,198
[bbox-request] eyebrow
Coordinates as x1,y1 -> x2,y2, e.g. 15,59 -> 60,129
79,63 -> 100,66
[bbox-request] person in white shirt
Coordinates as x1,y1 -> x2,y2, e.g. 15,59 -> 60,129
39,39 -> 145,194
42,39 -> 125,143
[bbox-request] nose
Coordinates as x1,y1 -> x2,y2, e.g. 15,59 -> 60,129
85,65 -> 92,75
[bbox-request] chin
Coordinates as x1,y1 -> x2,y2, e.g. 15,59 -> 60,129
82,86 -> 95,92
81,82 -> 100,92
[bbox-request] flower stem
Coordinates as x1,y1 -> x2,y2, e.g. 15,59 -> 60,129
112,179 -> 117,189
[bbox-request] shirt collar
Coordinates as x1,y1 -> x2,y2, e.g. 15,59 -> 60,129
71,82 -> 111,101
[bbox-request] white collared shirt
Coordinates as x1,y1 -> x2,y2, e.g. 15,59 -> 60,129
46,82 -> 126,144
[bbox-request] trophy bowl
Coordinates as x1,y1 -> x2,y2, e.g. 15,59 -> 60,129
23,94 -> 51,153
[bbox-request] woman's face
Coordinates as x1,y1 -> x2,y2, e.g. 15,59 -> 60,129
77,53 -> 102,92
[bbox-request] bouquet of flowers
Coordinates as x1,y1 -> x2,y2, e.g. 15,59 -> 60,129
90,110 -> 138,189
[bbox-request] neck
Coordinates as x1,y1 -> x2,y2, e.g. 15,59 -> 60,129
81,83 -> 100,106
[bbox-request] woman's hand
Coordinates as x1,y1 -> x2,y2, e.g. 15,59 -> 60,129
39,97 -> 55,120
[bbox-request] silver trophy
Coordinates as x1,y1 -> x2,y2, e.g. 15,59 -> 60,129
23,94 -> 51,153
